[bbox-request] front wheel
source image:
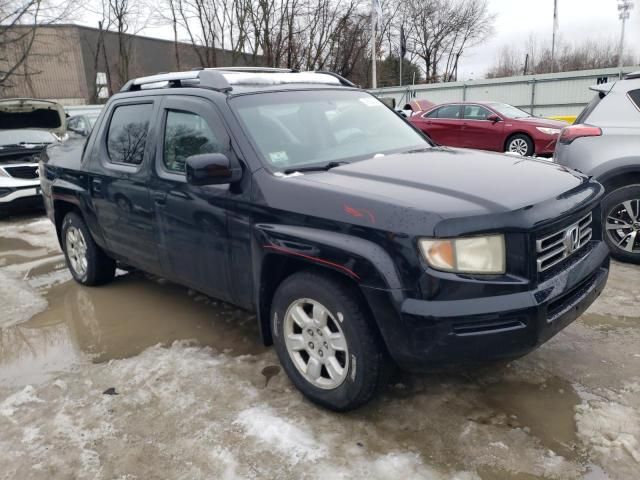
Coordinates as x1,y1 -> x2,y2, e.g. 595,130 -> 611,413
602,185 -> 640,264
271,271 -> 389,411
61,212 -> 116,285
506,134 -> 534,156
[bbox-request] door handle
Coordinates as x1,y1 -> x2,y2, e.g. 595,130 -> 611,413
91,177 -> 103,193
153,191 -> 167,206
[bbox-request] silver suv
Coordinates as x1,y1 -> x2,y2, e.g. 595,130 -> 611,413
555,73 -> 640,264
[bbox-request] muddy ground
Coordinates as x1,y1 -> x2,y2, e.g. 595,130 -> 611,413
0,215 -> 638,480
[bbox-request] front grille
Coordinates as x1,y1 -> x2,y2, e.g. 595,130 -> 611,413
4,165 -> 39,179
536,212 -> 592,273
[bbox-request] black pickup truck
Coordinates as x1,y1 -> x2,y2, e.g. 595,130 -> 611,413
41,68 -> 610,411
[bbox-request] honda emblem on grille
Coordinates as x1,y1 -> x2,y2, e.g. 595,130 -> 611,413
563,225 -> 580,254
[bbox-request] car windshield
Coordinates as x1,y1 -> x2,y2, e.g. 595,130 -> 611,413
231,90 -> 429,170
0,129 -> 57,146
487,103 -> 532,119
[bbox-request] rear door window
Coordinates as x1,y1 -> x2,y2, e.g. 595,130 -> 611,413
106,103 -> 153,165
629,89 -> 640,110
429,105 -> 461,119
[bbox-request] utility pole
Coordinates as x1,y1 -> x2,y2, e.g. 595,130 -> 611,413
371,0 -> 378,89
618,0 -> 634,73
551,0 -> 558,73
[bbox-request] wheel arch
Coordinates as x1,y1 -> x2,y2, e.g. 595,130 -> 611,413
253,224 -> 403,346
598,166 -> 640,193
53,198 -> 83,248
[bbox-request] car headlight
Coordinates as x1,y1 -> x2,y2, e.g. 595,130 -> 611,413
418,235 -> 506,274
536,127 -> 561,136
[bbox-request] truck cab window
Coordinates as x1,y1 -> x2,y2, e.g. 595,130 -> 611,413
163,110 -> 221,173
107,104 -> 152,165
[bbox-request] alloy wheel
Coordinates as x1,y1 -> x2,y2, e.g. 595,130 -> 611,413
606,199 -> 640,253
65,226 -> 89,277
283,298 -> 349,390
508,138 -> 529,156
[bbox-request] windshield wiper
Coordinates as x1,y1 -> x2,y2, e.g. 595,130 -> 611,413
283,161 -> 347,175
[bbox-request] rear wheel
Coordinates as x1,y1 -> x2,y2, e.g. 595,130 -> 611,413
62,212 -> 116,285
271,271 -> 389,411
506,134 -> 534,156
602,185 -> 640,264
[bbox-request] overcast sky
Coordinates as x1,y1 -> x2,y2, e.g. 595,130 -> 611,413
458,0 -> 640,79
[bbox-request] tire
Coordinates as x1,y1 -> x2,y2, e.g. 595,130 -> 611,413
61,212 -> 116,285
602,184 -> 640,264
505,134 -> 534,156
271,271 -> 389,411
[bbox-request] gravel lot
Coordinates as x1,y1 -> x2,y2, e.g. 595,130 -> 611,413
1,215 -> 639,480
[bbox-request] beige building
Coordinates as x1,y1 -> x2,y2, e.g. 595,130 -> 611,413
0,24 -> 259,105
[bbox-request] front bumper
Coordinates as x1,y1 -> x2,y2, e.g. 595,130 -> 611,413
362,241 -> 609,370
534,136 -> 558,156
0,186 -> 44,214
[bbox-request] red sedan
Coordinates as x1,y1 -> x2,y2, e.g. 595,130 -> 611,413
409,101 -> 567,157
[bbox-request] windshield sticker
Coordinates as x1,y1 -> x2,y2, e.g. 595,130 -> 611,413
359,97 -> 382,107
268,151 -> 289,165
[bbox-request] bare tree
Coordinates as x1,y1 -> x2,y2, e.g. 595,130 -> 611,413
487,35 -> 638,78
0,0 -> 73,90
401,0 -> 493,83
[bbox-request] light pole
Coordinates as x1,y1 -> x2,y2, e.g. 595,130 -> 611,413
551,0 -> 558,73
618,0 -> 634,72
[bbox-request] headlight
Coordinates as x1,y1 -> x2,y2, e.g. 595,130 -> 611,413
418,235 -> 506,274
536,127 -> 561,136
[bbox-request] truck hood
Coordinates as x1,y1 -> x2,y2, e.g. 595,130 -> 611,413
302,148 -> 585,214
259,148 -> 602,237
0,98 -> 66,137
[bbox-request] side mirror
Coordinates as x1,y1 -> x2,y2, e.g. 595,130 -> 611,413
186,153 -> 242,186
487,114 -> 501,123
69,126 -> 89,136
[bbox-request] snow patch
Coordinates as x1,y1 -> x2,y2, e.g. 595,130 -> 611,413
575,383 -> 640,463
0,269 -> 47,327
0,385 -> 43,417
234,405 -> 327,463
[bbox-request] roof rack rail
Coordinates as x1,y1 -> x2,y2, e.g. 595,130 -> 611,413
315,71 -> 357,88
210,66 -> 298,73
120,69 -> 232,93
624,71 -> 640,80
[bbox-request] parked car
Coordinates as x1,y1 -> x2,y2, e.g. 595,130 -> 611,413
401,99 -> 436,117
67,109 -> 102,138
409,101 -> 567,156
554,72 -> 640,264
0,99 -> 65,217
41,68 -> 609,411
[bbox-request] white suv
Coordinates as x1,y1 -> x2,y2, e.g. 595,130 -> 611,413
0,99 -> 65,217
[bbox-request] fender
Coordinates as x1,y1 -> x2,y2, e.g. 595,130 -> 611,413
50,177 -> 108,250
594,162 -> 640,189
252,223 -> 406,345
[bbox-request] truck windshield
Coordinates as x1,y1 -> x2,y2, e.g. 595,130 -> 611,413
231,90 -> 429,170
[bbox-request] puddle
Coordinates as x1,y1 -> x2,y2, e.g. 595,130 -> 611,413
479,377 -> 581,458
0,237 -> 52,265
477,467 -> 545,479
0,269 -> 265,388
